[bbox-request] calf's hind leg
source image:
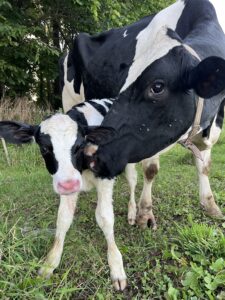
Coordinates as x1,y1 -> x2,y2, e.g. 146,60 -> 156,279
125,163 -> 137,225
136,157 -> 159,230
39,193 -> 78,278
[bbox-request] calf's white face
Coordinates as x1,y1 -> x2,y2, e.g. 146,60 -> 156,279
38,114 -> 83,195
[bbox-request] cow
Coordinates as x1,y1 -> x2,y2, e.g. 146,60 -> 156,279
60,0 -> 225,228
0,97 -> 139,290
76,0 -> 225,220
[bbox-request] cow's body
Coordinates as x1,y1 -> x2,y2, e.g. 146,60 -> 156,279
60,0 -> 225,226
84,0 -> 225,226
60,14 -> 155,112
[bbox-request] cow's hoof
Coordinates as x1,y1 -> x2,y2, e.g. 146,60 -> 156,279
113,278 -> 127,291
38,265 -> 54,279
201,201 -> 224,219
204,206 -> 224,219
136,211 -> 157,230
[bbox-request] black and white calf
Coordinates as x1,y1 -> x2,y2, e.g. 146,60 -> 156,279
0,99 -> 137,290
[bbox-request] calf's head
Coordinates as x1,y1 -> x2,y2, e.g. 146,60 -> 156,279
0,114 -> 87,195
84,29 -> 225,178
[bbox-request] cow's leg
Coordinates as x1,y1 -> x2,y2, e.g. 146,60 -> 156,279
136,157 -> 159,230
125,163 -> 137,225
195,149 -> 223,218
95,178 -> 127,291
39,193 -> 78,277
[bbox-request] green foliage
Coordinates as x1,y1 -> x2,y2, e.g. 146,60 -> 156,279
170,222 -> 225,299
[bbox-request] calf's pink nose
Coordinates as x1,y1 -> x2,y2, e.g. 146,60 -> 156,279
58,180 -> 80,191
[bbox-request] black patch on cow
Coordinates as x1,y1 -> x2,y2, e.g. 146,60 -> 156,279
167,28 -> 182,43
59,53 -> 66,93
89,101 -> 107,116
202,118 -> 214,138
175,0 -> 218,40
104,101 -> 113,109
67,51 -> 75,83
35,129 -> 58,175
70,14 -> 155,100
71,131 -> 85,171
215,98 -> 225,129
67,108 -> 88,127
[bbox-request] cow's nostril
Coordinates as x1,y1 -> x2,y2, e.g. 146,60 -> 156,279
58,180 -> 80,191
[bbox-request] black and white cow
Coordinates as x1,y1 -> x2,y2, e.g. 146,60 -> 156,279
0,98 -> 139,290
60,0 -> 225,227
87,0 -> 225,225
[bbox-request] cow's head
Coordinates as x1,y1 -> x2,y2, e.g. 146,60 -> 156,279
84,28 -> 225,178
0,114 -> 90,195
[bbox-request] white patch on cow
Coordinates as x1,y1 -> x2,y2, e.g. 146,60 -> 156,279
77,102 -> 104,126
62,53 -> 85,113
40,114 -> 82,193
209,0 -> 225,34
120,0 -> 185,92
123,30 -> 128,38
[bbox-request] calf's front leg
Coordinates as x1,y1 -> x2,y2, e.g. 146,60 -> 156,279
39,193 -> 78,278
96,178 -> 127,291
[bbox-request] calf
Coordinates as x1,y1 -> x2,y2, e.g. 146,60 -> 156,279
0,98 -> 137,290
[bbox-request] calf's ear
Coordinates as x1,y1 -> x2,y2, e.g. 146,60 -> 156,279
0,121 -> 37,144
188,56 -> 225,98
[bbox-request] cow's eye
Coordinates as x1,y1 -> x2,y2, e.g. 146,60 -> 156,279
150,81 -> 165,95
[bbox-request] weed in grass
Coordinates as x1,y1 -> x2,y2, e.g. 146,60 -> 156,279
169,221 -> 225,299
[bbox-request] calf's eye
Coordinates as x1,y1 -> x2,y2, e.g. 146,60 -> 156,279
41,146 -> 51,154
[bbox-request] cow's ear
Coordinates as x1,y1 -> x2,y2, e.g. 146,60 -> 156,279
188,56 -> 225,98
0,121 -> 37,144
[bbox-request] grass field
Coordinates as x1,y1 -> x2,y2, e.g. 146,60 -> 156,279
1,130 -> 225,299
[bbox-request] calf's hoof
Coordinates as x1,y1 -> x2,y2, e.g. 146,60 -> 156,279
113,278 -> 127,291
128,206 -> 137,225
38,265 -> 54,279
136,211 -> 157,230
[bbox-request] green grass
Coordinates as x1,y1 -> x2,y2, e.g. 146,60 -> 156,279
1,131 -> 225,299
